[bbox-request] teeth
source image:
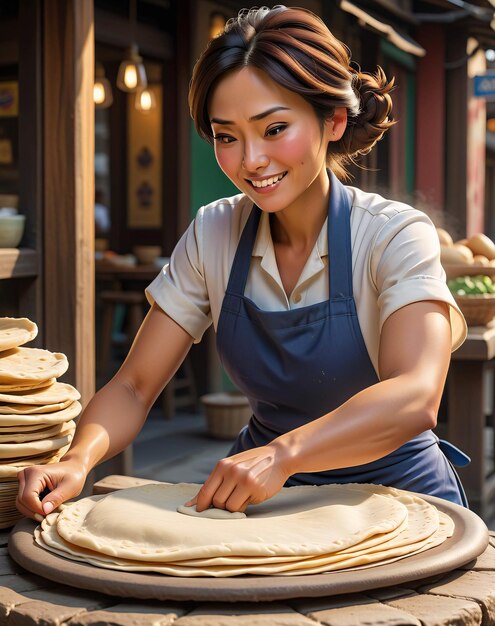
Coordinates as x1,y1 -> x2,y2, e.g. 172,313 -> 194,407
251,173 -> 285,188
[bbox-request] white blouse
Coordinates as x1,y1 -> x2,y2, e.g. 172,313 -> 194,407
146,184 -> 466,375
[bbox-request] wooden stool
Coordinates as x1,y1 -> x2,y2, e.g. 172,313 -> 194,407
99,290 -> 146,375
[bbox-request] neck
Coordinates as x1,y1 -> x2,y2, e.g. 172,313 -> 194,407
270,172 -> 330,251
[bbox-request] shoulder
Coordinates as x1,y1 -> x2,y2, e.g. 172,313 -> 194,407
196,193 -> 253,237
347,185 -> 435,249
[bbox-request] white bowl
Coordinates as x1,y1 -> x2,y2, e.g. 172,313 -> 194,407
0,215 -> 25,248
132,245 -> 162,265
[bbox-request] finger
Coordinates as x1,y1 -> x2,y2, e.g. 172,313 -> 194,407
18,470 -> 49,515
210,478 -> 238,510
195,473 -> 225,512
40,482 -> 68,515
16,469 -> 26,502
183,495 -> 197,507
224,486 -> 252,513
15,495 -> 39,521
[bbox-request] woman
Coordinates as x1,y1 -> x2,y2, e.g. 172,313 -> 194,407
17,6 -> 468,521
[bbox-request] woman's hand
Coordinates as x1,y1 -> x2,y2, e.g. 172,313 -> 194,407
16,460 -> 87,521
185,441 -> 293,513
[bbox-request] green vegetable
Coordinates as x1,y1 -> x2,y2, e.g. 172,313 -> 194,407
448,275 -> 495,295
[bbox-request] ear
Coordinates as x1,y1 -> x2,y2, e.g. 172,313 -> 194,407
325,107 -> 347,142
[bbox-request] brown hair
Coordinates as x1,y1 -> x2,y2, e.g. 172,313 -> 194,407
188,5 -> 395,179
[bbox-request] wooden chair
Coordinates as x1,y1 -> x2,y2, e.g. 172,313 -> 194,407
98,290 -> 146,375
98,289 -> 198,419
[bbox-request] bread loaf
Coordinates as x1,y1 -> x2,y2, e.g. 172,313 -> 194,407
473,255 -> 490,265
441,244 -> 474,264
467,233 -> 495,260
436,228 -> 453,246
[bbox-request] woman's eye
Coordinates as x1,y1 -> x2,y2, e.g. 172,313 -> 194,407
213,135 -> 235,144
266,124 -> 287,137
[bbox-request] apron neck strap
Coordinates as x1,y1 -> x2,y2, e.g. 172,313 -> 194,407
327,170 -> 353,299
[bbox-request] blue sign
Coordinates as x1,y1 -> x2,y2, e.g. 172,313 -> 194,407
474,74 -> 495,98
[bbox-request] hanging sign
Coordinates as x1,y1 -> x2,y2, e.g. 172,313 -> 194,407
473,74 -> 495,99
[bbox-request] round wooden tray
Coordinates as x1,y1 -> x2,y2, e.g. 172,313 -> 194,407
8,494 -> 489,602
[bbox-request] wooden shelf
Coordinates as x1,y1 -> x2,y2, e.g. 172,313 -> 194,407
0,248 -> 38,279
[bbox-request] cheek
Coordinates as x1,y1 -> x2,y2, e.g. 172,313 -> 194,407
214,148 -> 239,178
278,132 -> 316,164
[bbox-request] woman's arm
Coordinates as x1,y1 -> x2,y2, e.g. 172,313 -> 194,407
189,300 -> 452,512
17,303 -> 193,519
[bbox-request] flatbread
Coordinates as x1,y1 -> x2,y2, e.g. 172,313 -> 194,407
55,483 -> 408,562
0,378 -> 56,392
0,318 -> 38,351
36,511 -> 453,576
0,400 -> 81,427
0,398 -> 73,415
0,431 -> 73,459
0,443 -> 71,477
0,420 -> 75,443
0,347 -> 68,384
35,487 -> 453,578
0,382 -> 80,405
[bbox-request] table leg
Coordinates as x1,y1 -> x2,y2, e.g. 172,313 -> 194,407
447,360 -> 486,515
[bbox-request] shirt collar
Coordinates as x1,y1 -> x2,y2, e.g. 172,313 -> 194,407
252,211 -> 329,258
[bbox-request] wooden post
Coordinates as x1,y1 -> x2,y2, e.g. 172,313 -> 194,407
43,0 -> 95,406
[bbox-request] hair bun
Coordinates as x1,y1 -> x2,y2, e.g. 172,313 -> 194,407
337,67 -> 395,159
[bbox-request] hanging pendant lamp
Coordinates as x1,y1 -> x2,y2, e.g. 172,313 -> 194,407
117,0 -> 148,93
93,63 -> 113,108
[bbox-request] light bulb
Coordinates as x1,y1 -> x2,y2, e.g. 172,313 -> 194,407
124,65 -> 138,90
93,82 -> 105,104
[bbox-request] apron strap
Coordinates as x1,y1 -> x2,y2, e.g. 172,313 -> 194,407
225,206 -> 262,296
327,170 -> 354,300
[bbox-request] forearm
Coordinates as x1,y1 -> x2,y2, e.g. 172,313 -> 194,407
273,374 -> 438,475
62,376 -> 148,473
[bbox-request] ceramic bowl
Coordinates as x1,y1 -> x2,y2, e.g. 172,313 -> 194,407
0,215 -> 25,248
132,245 -> 162,265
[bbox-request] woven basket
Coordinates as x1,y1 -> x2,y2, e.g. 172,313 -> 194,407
454,293 -> 495,326
200,392 -> 252,440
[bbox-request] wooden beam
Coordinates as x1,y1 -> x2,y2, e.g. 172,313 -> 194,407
43,0 -> 95,406
94,8 -> 172,59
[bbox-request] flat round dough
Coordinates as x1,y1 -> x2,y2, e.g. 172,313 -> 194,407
0,420 -> 75,443
0,400 -> 81,427
177,505 -> 246,520
0,382 -> 80,406
0,318 -> 38,351
0,347 -> 68,384
35,490 -> 453,577
0,431 -> 73,459
0,398 -> 73,415
56,483 -> 408,562
0,378 -> 56,392
0,443 -> 72,477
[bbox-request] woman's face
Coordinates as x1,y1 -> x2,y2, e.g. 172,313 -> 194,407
209,67 -> 341,216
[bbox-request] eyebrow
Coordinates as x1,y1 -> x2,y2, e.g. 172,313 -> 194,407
210,106 -> 290,125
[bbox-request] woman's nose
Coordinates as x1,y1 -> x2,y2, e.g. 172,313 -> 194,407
242,143 -> 269,171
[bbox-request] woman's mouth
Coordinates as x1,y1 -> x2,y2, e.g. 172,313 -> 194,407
246,172 -> 287,191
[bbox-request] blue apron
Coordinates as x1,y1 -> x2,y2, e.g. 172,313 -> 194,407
216,171 -> 469,507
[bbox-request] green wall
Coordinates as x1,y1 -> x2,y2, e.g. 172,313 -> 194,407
190,122 -> 238,217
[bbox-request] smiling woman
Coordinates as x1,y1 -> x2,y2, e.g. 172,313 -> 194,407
17,6 -> 470,523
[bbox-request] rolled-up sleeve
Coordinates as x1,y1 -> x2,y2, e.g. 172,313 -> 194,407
371,210 -> 467,352
145,207 -> 212,343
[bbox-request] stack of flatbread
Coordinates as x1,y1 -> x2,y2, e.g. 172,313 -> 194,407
0,317 -> 80,528
35,482 -> 454,577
